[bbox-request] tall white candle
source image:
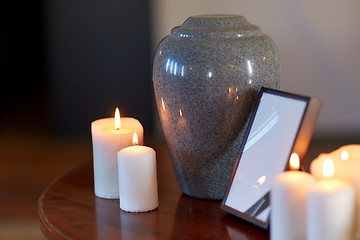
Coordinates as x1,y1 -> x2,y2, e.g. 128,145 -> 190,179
271,153 -> 315,240
92,108 -> 143,199
118,133 -> 158,212
310,145 -> 360,238
307,159 -> 355,240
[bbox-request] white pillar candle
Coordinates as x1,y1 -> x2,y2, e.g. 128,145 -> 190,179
310,152 -> 357,183
307,159 -> 355,240
91,108 -> 143,199
271,153 -> 316,240
310,145 -> 360,239
307,179 -> 355,240
271,171 -> 315,240
118,133 -> 158,212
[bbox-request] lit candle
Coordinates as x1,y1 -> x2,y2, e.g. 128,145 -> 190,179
310,148 -> 357,183
271,153 -> 315,240
307,158 -> 355,240
118,133 -> 158,212
91,108 -> 143,199
310,145 -> 360,238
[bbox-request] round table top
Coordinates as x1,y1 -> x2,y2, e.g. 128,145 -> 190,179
38,146 -> 269,239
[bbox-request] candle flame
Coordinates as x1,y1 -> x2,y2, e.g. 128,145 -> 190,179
289,153 -> 300,170
179,109 -> 183,117
323,158 -> 334,178
133,132 -> 138,146
341,150 -> 349,161
115,107 -> 121,130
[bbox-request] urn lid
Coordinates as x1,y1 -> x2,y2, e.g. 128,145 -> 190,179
171,14 -> 263,39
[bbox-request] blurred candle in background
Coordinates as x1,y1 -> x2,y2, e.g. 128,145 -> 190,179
310,147 -> 357,183
310,145 -> 360,238
91,108 -> 143,199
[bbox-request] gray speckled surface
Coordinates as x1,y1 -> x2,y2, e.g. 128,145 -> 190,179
153,15 -> 281,199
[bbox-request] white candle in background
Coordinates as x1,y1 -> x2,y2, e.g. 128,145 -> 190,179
307,158 -> 355,240
310,145 -> 360,238
92,108 -> 143,199
271,153 -> 315,240
310,151 -> 357,183
118,133 -> 158,212
310,145 -> 360,184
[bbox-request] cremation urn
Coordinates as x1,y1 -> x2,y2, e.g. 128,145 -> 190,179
153,15 -> 281,199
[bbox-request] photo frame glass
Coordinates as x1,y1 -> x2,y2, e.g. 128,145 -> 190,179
221,87 -> 317,229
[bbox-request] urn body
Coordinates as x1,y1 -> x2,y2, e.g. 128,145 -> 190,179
153,15 -> 281,199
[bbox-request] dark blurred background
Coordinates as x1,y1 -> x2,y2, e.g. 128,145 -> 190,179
0,0 -> 154,238
1,0 -> 154,137
1,0 -> 48,136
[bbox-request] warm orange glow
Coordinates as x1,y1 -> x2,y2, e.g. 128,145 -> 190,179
115,107 -> 121,130
289,153 -> 300,170
323,158 -> 335,178
341,150 -> 349,161
133,132 -> 138,146
179,109 -> 183,117
161,97 -> 166,111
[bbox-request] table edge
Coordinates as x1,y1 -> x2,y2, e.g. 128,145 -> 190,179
38,161 -> 90,239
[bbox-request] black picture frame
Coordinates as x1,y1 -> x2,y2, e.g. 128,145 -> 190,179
221,87 -> 321,229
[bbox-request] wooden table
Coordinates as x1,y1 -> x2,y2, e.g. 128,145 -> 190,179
38,144 -> 269,239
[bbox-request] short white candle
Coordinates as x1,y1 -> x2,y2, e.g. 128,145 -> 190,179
271,153 -> 315,240
118,133 -> 158,212
307,159 -> 355,240
91,108 -> 143,199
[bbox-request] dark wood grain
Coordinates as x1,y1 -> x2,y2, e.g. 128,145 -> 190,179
38,145 -> 269,240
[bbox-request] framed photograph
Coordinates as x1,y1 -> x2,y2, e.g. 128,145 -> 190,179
221,87 -> 321,229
